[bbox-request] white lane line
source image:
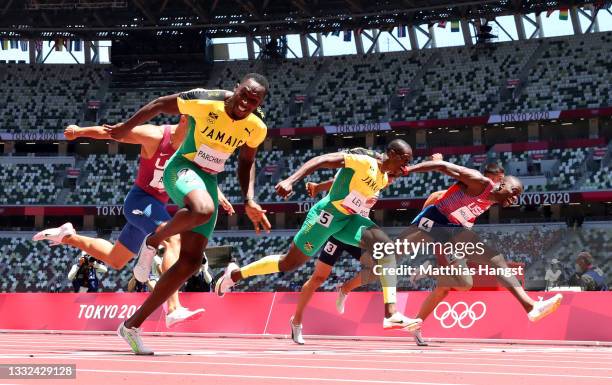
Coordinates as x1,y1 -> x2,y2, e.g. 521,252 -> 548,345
5,355 -> 612,378
1,346 -> 611,362
1,335 -> 610,354
2,338 -> 610,358
6,354 -> 612,372
4,351 -> 609,368
76,368 -> 468,385
79,365 -> 612,380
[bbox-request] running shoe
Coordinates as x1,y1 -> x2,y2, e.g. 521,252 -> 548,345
202,256 -> 213,284
214,262 -> 239,297
383,312 -> 422,332
133,235 -> 157,283
165,307 -> 205,328
32,222 -> 75,246
336,285 -> 348,314
528,293 -> 563,322
117,321 -> 154,355
411,329 -> 428,346
290,316 -> 305,345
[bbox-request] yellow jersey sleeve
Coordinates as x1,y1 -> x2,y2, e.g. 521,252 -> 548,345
245,107 -> 268,148
177,89 -> 225,117
344,153 -> 371,171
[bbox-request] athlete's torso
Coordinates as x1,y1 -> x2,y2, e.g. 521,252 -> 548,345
434,180 -> 495,228
134,125 -> 174,203
176,89 -> 267,174
328,153 -> 389,216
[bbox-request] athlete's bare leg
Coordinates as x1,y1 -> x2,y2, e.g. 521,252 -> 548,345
145,193 -> 214,249
125,231 -> 207,329
125,186 -> 214,328
62,234 -> 133,270
339,274 -> 362,295
159,235 -> 182,313
293,260 -> 333,325
416,286 -> 450,321
487,253 -> 535,312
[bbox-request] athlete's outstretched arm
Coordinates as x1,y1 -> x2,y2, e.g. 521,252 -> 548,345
65,124 -> 161,148
217,187 -> 235,215
407,160 -> 488,190
238,144 -> 271,234
276,153 -> 345,198
105,93 -> 181,139
306,179 -> 334,198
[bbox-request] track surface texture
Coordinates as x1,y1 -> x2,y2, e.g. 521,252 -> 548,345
0,332 -> 611,385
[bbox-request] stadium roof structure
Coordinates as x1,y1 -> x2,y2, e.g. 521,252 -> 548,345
0,0 -> 599,38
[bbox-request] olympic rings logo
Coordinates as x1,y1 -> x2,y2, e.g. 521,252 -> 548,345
433,301 -> 486,329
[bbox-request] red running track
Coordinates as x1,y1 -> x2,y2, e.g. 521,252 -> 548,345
0,332 -> 611,385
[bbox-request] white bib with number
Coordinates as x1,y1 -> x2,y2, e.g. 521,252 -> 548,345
149,169 -> 165,191
341,190 -> 372,217
194,144 -> 230,174
449,206 -> 477,228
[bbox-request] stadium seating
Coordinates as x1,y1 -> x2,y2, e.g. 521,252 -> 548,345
1,33 -> 611,131
1,140 -> 610,206
501,33 -> 612,113
0,64 -> 107,132
210,58 -> 321,127
0,163 -> 61,204
402,41 -> 538,120
0,234 -> 132,293
583,166 -> 612,190
65,154 -> 138,205
4,223 -> 607,293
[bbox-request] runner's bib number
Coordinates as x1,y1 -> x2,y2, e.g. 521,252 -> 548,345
149,169 -> 165,191
449,205 -> 482,228
194,144 -> 230,174
341,191 -> 372,217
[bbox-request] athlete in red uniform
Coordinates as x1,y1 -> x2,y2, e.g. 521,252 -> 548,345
338,159 -> 562,345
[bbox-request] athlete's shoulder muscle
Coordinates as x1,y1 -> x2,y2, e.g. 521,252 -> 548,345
244,107 -> 268,148
346,147 -> 379,159
250,106 -> 267,127
179,88 -> 226,101
423,190 -> 446,209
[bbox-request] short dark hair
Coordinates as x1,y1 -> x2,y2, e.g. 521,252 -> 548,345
484,162 -> 504,175
242,73 -> 269,94
386,139 -> 412,155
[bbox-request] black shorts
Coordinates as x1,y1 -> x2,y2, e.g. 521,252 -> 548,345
318,237 -> 363,266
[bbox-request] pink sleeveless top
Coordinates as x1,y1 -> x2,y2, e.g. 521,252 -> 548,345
134,125 -> 175,204
435,179 -> 495,228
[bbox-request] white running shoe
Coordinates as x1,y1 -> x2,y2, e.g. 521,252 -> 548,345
117,321 -> 154,355
165,307 -> 205,328
411,329 -> 428,346
133,235 -> 157,283
202,257 -> 213,284
214,262 -> 239,297
290,316 -> 305,345
528,293 -> 563,322
336,285 -> 348,314
32,222 -> 75,246
383,312 -> 422,332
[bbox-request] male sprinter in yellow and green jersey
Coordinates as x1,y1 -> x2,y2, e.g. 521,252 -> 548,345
216,139 -> 422,332
106,74 -> 271,355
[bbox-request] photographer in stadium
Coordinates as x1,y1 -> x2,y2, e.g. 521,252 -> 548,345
569,252 -> 608,291
68,252 -> 108,293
